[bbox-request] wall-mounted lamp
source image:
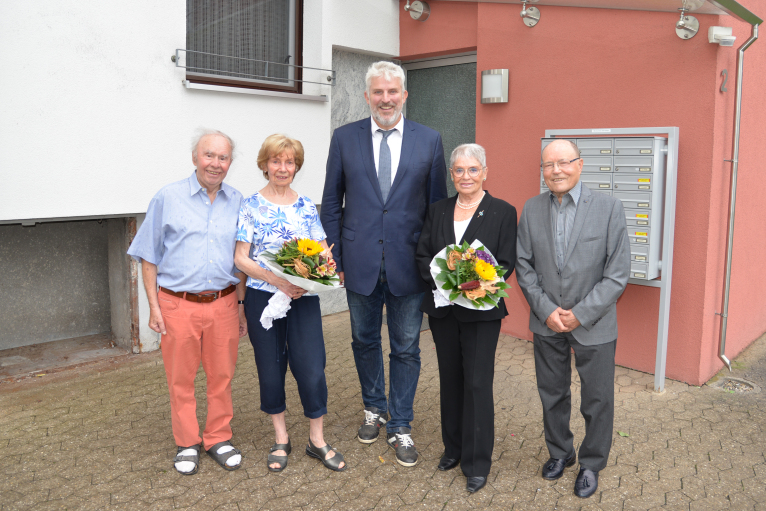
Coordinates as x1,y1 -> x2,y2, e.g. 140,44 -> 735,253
709,26 -> 737,46
675,0 -> 704,39
404,1 -> 430,22
481,70 -> 509,104
520,1 -> 540,27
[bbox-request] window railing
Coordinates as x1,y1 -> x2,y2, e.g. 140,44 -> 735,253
172,49 -> 335,89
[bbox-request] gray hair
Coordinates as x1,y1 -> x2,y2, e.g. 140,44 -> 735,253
191,128 -> 236,160
365,61 -> 406,94
449,143 -> 487,169
542,139 -> 580,159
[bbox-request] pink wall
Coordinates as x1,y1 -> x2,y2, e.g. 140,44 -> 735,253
400,1 -> 766,385
399,0 -> 477,60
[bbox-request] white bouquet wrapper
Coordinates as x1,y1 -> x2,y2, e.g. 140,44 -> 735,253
256,253 -> 342,330
429,239 -> 499,311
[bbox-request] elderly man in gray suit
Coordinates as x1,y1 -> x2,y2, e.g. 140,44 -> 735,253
516,139 -> 630,498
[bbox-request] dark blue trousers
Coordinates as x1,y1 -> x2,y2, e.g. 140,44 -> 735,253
244,288 -> 328,419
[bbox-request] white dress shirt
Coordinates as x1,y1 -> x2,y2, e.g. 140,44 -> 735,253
371,115 -> 405,186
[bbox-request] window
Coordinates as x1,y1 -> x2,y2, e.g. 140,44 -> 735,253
186,0 -> 302,93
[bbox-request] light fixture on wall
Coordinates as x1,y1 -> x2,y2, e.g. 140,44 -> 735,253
404,1 -> 430,22
481,69 -> 509,104
675,0 -> 705,39
709,26 -> 737,46
520,0 -> 540,27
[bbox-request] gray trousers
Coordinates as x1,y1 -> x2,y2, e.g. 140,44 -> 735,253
533,332 -> 616,472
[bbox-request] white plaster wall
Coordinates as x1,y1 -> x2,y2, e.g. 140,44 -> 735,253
0,0 -> 399,222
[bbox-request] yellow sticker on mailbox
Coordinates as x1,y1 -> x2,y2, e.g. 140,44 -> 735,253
635,232 -> 648,236
636,214 -> 648,218
638,179 -> 650,182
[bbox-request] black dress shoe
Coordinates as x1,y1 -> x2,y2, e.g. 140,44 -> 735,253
541,454 -> 576,480
466,476 -> 487,493
437,456 -> 460,471
574,468 -> 599,498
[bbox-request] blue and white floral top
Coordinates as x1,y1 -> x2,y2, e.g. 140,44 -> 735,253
236,192 -> 326,293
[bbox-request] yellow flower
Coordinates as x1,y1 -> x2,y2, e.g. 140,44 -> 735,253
297,238 -> 323,256
474,259 -> 497,280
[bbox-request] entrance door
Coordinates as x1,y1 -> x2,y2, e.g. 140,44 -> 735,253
404,55 -> 477,197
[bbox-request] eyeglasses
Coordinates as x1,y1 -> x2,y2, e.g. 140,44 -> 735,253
451,166 -> 483,177
542,158 -> 580,172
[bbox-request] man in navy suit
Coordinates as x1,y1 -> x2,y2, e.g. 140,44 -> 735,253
321,61 -> 447,466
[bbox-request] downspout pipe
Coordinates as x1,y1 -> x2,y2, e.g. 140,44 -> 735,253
718,23 -> 759,371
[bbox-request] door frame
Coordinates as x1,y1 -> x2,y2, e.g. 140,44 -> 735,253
401,52 -> 477,117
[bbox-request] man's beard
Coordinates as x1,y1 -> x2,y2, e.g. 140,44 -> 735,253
370,103 -> 402,128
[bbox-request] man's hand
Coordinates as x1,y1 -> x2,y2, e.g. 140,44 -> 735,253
559,309 -> 581,331
338,271 -> 345,286
274,277 -> 308,300
545,308 -> 569,333
238,308 -> 248,338
148,306 -> 167,335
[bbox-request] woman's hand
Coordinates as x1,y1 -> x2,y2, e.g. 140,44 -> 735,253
273,275 -> 308,299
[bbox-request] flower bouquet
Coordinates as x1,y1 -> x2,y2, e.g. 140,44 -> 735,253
257,238 -> 341,293
430,239 -> 509,310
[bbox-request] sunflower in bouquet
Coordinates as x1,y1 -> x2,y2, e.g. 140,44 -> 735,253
272,238 -> 339,286
435,241 -> 509,308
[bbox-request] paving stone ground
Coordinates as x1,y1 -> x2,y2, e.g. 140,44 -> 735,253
1,311 -> 765,510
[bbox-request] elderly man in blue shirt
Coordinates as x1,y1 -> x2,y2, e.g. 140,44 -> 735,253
128,129 -> 247,475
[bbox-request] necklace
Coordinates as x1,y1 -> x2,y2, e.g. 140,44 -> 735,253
456,191 -> 485,210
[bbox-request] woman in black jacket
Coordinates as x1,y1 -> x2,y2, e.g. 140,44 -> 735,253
416,143 -> 517,493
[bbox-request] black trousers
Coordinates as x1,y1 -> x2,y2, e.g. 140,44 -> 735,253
533,332 -> 616,472
429,310 -> 501,477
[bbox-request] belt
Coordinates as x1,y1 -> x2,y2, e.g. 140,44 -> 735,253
159,284 -> 236,303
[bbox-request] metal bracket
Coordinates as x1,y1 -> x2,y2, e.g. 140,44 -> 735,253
521,1 -> 540,27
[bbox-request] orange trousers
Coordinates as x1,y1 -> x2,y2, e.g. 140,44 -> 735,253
158,290 -> 240,450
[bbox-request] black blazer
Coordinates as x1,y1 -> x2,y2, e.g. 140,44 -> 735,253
416,192 -> 517,322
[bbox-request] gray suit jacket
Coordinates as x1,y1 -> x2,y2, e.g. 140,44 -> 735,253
516,185 -> 630,345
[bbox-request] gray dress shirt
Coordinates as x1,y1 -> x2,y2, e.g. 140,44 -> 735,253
550,180 -> 582,270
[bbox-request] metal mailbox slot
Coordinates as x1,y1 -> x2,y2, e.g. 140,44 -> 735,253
614,173 -> 653,191
631,244 -> 650,262
625,208 -> 651,227
630,261 -> 649,280
614,156 -> 653,172
629,228 -> 651,245
615,138 -> 654,155
580,173 -> 612,192
615,191 -> 652,209
577,138 -> 614,155
582,156 -> 613,173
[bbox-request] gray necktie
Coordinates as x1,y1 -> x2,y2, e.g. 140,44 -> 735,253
377,129 -> 394,202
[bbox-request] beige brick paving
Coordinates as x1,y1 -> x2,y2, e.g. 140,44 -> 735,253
1,312 -> 765,510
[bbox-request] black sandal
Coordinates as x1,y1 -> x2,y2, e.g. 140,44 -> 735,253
174,445 -> 200,475
268,438 -> 292,472
305,438 -> 347,472
206,440 -> 242,471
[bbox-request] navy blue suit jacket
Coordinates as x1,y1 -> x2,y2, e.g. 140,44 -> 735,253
321,117 -> 448,296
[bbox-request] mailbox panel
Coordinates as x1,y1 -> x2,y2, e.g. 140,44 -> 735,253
631,261 -> 649,280
581,173 -> 612,193
577,138 -> 614,156
631,244 -> 650,263
625,208 -> 651,228
615,138 -> 655,155
614,191 -> 652,210
582,156 -> 613,173
614,173 -> 653,192
629,228 -> 650,245
614,156 -> 653,172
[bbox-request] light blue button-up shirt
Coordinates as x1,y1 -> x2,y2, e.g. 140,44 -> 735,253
550,180 -> 582,270
128,172 -> 243,293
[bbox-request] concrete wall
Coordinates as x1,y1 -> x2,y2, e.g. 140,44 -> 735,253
107,218 -> 138,352
0,221 -> 111,349
0,0 -> 399,222
399,0 -> 766,385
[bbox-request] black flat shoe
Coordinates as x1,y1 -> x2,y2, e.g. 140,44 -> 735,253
574,468 -> 599,498
541,454 -> 576,480
437,456 -> 460,471
466,476 -> 487,493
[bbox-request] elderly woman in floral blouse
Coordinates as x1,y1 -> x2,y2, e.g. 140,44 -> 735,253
234,134 -> 345,473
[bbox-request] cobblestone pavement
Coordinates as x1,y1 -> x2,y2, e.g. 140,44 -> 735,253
1,312 -> 765,510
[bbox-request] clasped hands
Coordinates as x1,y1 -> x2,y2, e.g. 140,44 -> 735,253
545,307 -> 581,333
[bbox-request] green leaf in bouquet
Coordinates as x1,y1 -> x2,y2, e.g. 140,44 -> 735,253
447,273 -> 457,286
461,240 -> 470,250
284,267 -> 299,277
436,271 -> 450,283
495,290 -> 509,299
449,291 -> 460,301
441,282 -> 453,290
436,258 -> 450,271
496,269 -> 507,277
496,282 -> 509,290
302,256 -> 316,268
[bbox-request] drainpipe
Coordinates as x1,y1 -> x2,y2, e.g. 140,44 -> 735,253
718,23 -> 759,371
